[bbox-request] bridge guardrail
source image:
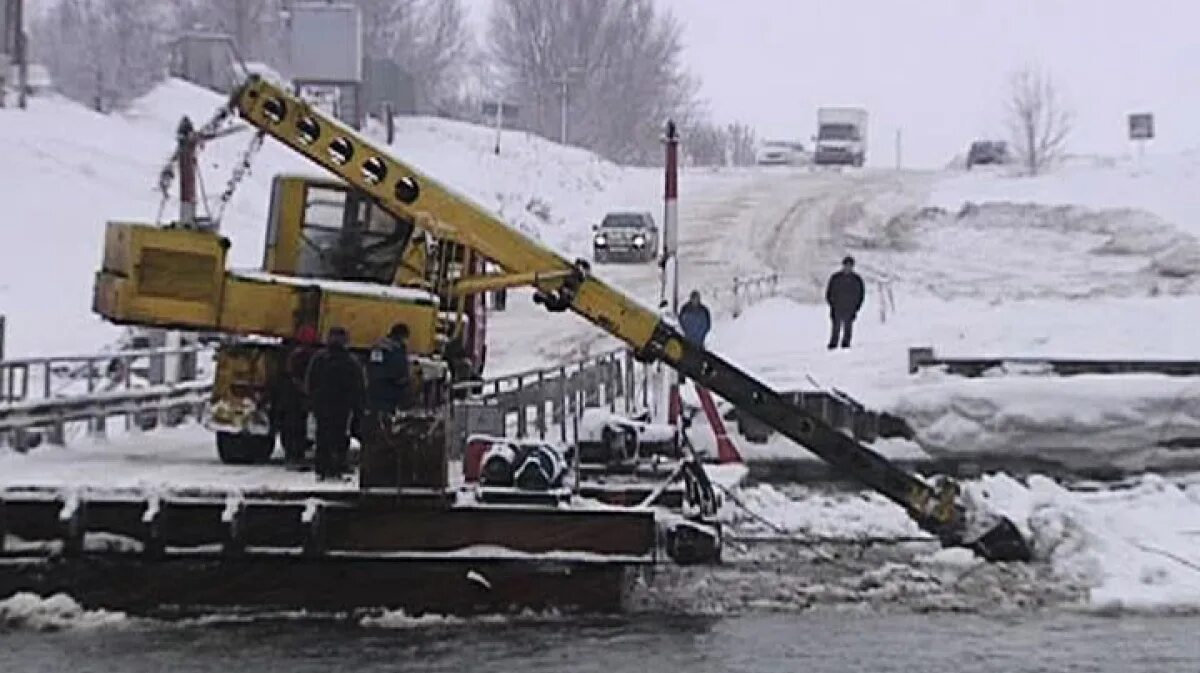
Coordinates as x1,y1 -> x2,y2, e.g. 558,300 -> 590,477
0,345 -> 214,449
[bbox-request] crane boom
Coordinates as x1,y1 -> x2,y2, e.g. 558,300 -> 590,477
226,76 -> 1029,562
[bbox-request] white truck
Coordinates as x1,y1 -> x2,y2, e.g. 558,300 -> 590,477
814,107 -> 868,167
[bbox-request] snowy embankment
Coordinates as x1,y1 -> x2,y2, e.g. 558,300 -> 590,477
714,152 -> 1200,471
0,79 -> 656,361
697,153 -> 1200,611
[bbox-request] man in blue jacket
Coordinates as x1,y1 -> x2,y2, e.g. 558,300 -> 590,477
678,290 -> 712,346
366,323 -> 412,414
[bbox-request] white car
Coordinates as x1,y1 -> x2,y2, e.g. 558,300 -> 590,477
755,141 -> 807,166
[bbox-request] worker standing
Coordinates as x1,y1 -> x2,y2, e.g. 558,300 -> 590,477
279,324 -> 319,470
678,290 -> 712,346
365,323 -> 413,416
305,326 -> 366,481
825,256 -> 865,349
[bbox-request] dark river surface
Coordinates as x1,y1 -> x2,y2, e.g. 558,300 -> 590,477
3,610 -> 1199,673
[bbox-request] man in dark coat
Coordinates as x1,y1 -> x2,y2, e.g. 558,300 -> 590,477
305,326 -> 366,480
678,290 -> 712,346
825,256 -> 865,349
366,323 -> 412,414
279,324 -> 319,470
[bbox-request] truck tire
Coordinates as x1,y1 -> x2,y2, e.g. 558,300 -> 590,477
594,250 -> 607,264
216,431 -> 276,465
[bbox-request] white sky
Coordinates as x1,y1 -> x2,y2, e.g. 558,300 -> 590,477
465,0 -> 1200,168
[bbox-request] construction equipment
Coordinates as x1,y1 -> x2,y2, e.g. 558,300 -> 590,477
95,168 -> 487,463
91,76 -> 1029,562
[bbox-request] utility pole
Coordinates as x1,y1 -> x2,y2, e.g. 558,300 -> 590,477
553,67 -> 582,145
13,0 -> 26,109
895,128 -> 902,170
659,120 -> 681,428
177,117 -> 198,228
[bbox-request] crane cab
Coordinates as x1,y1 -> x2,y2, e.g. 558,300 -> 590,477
261,175 -> 428,288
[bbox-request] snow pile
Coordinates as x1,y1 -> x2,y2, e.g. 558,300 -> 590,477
845,202 -> 1200,302
969,473 -> 1200,612
726,484 -> 921,539
706,293 -> 1200,470
887,374 -> 1200,469
0,78 -> 654,358
0,593 -> 127,631
359,610 -> 466,629
931,151 -> 1200,240
359,607 -> 562,629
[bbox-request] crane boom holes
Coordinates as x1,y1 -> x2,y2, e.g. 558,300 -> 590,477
262,98 -> 286,125
362,157 -> 387,186
297,116 -> 320,146
328,137 -> 354,166
395,176 -> 420,204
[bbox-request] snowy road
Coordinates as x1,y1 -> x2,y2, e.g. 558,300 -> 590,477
486,167 -> 935,373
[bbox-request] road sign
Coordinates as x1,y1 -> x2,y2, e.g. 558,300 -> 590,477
1129,113 -> 1154,140
481,101 -> 519,120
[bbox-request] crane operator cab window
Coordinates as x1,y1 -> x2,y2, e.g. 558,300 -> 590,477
294,183 -> 414,283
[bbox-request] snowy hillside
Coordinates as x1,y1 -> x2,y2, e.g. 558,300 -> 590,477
0,79 -> 657,359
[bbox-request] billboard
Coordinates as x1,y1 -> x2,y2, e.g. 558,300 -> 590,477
287,3 -> 362,83
1129,113 -> 1154,140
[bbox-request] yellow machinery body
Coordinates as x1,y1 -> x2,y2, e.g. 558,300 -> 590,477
92,174 -> 475,464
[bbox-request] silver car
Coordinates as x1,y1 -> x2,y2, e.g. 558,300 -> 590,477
593,212 -> 659,264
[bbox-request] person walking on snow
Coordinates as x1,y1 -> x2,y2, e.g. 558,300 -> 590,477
678,290 -> 712,346
305,326 -> 366,480
825,255 -> 865,349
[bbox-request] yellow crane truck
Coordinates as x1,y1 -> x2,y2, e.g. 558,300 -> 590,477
90,76 -> 1030,562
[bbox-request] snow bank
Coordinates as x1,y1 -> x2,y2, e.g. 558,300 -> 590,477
968,473 -> 1200,612
886,374 -> 1200,469
931,151 -> 1200,240
706,293 -> 1200,471
359,608 -> 564,629
0,78 -> 656,359
0,593 -> 127,631
845,202 -> 1200,303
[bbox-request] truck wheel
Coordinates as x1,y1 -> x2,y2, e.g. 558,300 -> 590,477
594,250 -> 606,264
216,431 -> 276,465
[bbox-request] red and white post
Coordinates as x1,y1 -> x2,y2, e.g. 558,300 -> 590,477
659,120 -> 682,428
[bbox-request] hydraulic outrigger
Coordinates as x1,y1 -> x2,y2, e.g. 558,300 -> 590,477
221,76 -> 1030,562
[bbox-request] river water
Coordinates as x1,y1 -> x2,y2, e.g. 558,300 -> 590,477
4,610 -> 1199,673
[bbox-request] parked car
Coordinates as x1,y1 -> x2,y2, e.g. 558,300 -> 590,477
593,212 -> 659,264
966,140 -> 1009,169
755,141 -> 807,166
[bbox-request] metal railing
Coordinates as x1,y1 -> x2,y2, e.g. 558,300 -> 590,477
0,345 -> 214,449
0,345 -> 210,404
465,348 -> 657,444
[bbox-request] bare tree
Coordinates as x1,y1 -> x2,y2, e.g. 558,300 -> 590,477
488,0 -> 697,164
34,0 -> 176,110
1006,65 -> 1072,176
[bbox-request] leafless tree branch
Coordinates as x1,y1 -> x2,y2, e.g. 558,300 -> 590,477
1006,65 -> 1073,176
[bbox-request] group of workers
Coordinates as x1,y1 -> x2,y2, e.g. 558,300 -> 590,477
279,322 -> 412,481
